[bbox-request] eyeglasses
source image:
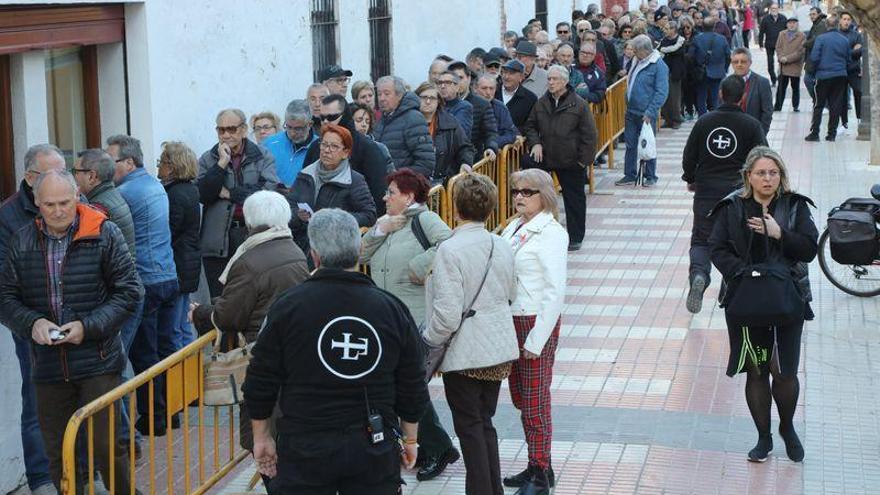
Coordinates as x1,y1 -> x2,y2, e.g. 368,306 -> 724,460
557,29 -> 570,34
216,124 -> 243,135
437,80 -> 456,86
284,123 -> 310,133
320,112 -> 343,122
751,170 -> 780,178
70,168 -> 91,175
319,141 -> 345,152
577,28 -> 588,33
254,124 -> 277,132
419,94 -> 439,101
511,188 -> 539,198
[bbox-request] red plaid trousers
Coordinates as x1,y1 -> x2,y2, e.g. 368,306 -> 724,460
509,315 -> 560,470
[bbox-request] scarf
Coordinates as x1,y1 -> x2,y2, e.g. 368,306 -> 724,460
218,225 -> 292,285
314,159 -> 349,203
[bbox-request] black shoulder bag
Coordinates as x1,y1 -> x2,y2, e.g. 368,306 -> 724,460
410,212 -> 432,251
724,216 -> 805,327
693,35 -> 715,84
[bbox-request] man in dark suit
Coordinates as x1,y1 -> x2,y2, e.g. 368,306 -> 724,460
730,48 -> 773,135
494,60 -> 538,132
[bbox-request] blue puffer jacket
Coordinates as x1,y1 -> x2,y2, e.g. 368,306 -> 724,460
689,31 -> 731,80
809,30 -> 851,80
625,51 -> 670,121
374,92 -> 436,178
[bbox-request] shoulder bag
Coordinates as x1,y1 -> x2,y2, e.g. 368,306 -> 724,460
410,211 -> 432,251
203,331 -> 254,406
421,237 -> 495,382
724,216 -> 805,327
693,35 -> 715,84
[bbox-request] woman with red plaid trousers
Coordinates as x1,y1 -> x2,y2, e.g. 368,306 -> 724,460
500,169 -> 569,495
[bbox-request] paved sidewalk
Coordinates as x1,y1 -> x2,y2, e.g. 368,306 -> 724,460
217,51 -> 880,495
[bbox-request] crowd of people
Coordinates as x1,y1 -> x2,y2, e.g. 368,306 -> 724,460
0,0 -> 860,493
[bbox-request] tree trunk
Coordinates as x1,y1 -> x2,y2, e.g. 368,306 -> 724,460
842,1 -> 880,164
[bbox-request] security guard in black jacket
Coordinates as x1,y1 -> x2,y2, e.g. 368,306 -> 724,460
682,75 -> 767,314
243,208 -> 429,494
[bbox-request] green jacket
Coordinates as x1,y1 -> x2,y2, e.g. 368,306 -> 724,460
360,205 -> 451,323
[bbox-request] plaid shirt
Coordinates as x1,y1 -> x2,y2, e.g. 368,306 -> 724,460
42,215 -> 78,322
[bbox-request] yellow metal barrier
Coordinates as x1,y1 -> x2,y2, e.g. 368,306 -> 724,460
62,330 -> 250,495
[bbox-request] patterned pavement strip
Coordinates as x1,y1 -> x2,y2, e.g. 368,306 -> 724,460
215,49 -> 880,495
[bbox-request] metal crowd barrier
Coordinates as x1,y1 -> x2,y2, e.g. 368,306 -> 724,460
63,79 -> 629,495
61,330 -> 250,495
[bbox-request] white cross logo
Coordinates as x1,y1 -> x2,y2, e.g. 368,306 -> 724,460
712,134 -> 731,150
331,332 -> 369,360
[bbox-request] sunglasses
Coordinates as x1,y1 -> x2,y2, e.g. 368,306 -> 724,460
511,188 -> 539,198
216,124 -> 243,135
320,112 -> 343,122
557,29 -> 570,34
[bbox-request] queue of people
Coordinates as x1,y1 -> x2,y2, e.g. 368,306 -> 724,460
0,1 -> 852,493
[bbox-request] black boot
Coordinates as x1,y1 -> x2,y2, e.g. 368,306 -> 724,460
514,467 -> 551,495
504,465 -> 556,488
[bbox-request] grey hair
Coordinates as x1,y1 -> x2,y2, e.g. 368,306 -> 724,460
732,47 -> 752,61
106,135 -> 144,167
547,64 -> 570,82
477,73 -> 498,87
215,108 -> 247,128
376,75 -> 407,96
557,43 -> 574,54
631,34 -> 654,54
504,30 -> 518,39
307,208 -> 361,269
825,15 -> 839,29
579,41 -> 598,54
24,144 -> 63,171
666,20 -> 679,31
243,191 -> 291,230
284,99 -> 313,122
78,148 -> 116,183
307,82 -> 330,94
33,169 -> 78,201
441,70 -> 461,83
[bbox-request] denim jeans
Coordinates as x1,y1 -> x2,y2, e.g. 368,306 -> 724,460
623,112 -> 658,182
129,279 -> 179,426
696,77 -> 721,115
10,332 -> 53,489
171,293 -> 194,349
117,298 -> 144,444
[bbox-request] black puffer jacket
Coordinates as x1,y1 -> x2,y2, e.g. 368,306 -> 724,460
374,92 -> 436,178
0,204 -> 144,383
86,181 -> 137,261
432,109 -> 475,183
0,181 -> 40,270
464,92 -> 499,154
165,180 -> 201,294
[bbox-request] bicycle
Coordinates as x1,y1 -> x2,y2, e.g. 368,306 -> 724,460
817,184 -> 880,297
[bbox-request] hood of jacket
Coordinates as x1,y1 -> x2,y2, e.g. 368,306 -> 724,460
35,203 -> 107,242
386,92 -> 422,121
301,159 -> 354,187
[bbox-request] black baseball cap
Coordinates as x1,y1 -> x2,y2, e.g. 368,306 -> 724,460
318,64 -> 353,82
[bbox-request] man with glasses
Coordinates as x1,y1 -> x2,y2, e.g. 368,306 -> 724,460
437,71 -> 474,136
319,64 -> 353,97
306,83 -> 330,128
0,144 -> 64,495
196,109 -> 279,298
681,76 -> 767,314
107,134 -> 179,437
555,22 -> 572,43
264,100 -> 319,189
449,61 -> 499,158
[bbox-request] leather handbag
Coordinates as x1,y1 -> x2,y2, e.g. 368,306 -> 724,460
203,331 -> 254,406
725,218 -> 804,327
422,238 -> 495,382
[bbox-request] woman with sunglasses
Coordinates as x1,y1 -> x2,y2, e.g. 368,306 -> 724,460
500,169 -> 568,495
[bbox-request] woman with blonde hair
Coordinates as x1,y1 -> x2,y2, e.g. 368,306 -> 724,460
157,141 -> 202,349
500,169 -> 567,494
709,146 -> 817,463
249,111 -> 280,145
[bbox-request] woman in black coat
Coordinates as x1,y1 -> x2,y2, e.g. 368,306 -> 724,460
158,142 -> 202,349
287,124 -> 377,262
709,147 -> 817,464
414,82 -> 474,184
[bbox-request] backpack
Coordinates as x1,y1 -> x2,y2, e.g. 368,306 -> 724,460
827,198 -> 880,265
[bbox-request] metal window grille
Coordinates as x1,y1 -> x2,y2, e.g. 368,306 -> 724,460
311,0 -> 338,82
535,0 -> 548,32
368,0 -> 392,82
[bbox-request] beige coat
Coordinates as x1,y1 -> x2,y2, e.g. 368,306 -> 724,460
360,205 -> 452,323
423,222 -> 519,373
775,30 -> 806,78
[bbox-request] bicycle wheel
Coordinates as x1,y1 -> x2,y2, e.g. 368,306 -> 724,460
817,229 -> 880,297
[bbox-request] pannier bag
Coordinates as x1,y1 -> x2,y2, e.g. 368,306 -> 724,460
827,198 -> 880,265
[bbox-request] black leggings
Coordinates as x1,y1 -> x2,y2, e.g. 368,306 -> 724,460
744,351 -> 800,440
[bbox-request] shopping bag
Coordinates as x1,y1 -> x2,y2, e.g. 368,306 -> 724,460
638,121 -> 656,161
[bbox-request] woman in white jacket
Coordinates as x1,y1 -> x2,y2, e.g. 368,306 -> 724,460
500,169 -> 568,495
